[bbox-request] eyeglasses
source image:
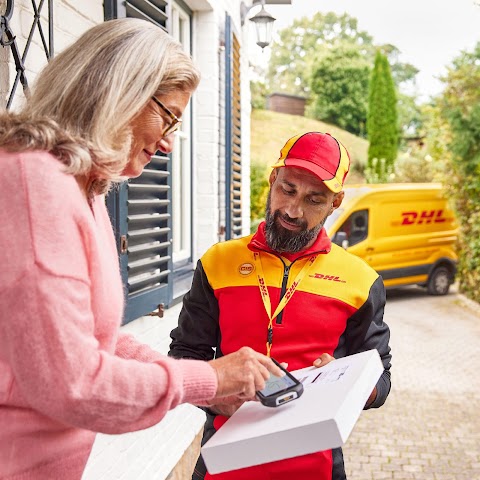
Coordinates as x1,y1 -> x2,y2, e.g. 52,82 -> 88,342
151,96 -> 182,137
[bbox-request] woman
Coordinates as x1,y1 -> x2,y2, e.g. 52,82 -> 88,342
0,18 -> 281,479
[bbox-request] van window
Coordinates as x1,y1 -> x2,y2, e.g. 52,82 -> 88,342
325,187 -> 368,232
333,210 -> 369,247
324,208 -> 343,231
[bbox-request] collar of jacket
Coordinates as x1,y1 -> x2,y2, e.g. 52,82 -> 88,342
248,221 -> 332,262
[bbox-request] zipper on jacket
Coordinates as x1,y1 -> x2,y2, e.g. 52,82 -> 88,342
275,263 -> 291,325
254,247 -> 327,325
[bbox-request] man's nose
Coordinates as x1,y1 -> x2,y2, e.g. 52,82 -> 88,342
157,134 -> 175,154
284,198 -> 303,219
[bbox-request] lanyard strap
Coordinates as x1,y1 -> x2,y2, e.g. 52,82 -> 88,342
254,251 -> 317,356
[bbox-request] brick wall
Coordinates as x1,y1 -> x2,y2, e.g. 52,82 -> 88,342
193,8 -> 222,259
0,0 -> 102,110
192,1 -> 251,259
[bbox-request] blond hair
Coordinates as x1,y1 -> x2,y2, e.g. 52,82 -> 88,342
0,18 -> 200,193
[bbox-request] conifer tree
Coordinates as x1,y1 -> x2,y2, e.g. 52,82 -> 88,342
366,51 -> 398,181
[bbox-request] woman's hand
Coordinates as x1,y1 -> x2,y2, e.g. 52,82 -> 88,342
208,346 -> 284,401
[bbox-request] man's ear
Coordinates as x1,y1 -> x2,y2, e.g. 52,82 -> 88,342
269,169 -> 277,187
330,191 -> 344,213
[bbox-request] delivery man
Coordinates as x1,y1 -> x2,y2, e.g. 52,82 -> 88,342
169,132 -> 392,480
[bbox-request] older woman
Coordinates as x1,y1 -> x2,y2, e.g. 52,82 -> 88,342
0,18 -> 281,479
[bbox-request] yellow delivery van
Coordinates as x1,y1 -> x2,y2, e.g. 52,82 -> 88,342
325,183 -> 458,295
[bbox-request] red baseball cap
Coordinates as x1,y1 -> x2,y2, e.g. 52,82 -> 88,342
271,132 -> 351,193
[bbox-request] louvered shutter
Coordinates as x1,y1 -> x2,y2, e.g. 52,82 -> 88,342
125,0 -> 168,29
105,0 -> 168,30
225,15 -> 243,240
104,1 -> 172,323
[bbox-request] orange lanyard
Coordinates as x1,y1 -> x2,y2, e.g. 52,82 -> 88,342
254,251 -> 317,356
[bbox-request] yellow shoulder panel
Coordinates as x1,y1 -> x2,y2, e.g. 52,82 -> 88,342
201,236 -> 265,290
295,244 -> 379,309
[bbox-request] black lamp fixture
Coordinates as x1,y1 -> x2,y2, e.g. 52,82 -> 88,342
240,0 -> 276,50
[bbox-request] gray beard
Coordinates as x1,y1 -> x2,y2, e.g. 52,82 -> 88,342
264,192 -> 325,254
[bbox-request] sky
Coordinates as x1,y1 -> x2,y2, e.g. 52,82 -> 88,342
247,0 -> 480,101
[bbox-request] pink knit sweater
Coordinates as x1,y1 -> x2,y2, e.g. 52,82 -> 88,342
0,150 -> 217,479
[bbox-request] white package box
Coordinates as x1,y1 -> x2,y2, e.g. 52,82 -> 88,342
202,349 -> 383,474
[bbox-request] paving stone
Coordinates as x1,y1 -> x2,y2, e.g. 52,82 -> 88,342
343,288 -> 480,480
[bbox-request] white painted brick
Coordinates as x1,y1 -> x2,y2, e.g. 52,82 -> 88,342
0,51 -> 10,104
197,181 -> 217,196
0,0 -> 103,101
196,87 -> 219,107
197,204 -> 218,217
196,219 -> 218,238
17,6 -> 44,46
197,238 -> 220,258
53,28 -> 78,52
196,215 -> 217,227
62,0 -> 104,24
197,127 -> 220,143
22,45 -> 50,77
55,2 -> 99,39
196,123 -> 220,142
197,207 -> 218,223
195,161 -> 218,178
197,202 -> 218,215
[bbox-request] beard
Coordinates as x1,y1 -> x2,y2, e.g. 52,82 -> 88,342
264,191 -> 326,254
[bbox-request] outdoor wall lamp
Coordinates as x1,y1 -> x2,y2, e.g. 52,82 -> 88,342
240,0 -> 276,49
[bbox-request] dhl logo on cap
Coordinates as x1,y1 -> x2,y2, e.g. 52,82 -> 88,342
271,132 -> 351,193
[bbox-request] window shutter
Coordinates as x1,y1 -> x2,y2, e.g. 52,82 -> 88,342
105,0 -> 168,30
125,0 -> 168,30
225,15 -> 243,240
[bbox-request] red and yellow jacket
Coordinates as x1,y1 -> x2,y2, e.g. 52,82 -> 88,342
170,223 -> 392,480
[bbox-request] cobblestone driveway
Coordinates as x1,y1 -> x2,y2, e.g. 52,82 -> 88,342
343,287 -> 480,480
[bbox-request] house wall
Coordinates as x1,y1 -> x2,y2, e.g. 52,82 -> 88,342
0,1 -> 103,110
192,0 -> 252,262
1,1 -> 252,478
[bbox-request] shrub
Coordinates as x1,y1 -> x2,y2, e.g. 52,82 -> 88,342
250,162 -> 269,231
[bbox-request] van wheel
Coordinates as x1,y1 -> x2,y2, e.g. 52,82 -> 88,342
427,267 -> 451,295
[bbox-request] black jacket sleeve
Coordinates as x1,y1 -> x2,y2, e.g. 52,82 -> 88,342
168,260 -> 221,361
343,275 -> 392,409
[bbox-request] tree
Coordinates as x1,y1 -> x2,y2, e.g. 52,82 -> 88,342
264,12 -> 419,137
250,80 -> 268,110
366,51 -> 398,179
267,12 -> 373,96
434,43 -> 480,301
397,92 -> 424,139
379,43 -> 419,88
309,44 -> 370,136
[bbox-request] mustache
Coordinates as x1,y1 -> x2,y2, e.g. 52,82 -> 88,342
275,210 -> 307,229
